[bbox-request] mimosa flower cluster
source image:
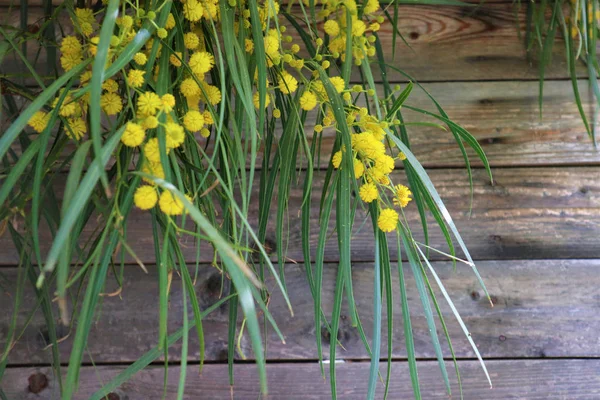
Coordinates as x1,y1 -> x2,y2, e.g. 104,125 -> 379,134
26,0 -> 411,233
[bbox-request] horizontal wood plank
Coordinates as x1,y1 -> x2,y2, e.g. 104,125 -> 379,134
2,259 -> 599,365
3,359 -> 600,399
0,3 -> 583,82
1,167 -> 598,266
5,80 -> 598,169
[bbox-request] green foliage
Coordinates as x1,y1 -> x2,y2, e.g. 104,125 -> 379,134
0,0 -> 500,398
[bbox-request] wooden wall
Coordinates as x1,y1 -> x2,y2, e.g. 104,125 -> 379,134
1,1 -> 600,399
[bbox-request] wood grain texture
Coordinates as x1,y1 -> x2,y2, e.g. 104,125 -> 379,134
3,359 -> 600,399
2,259 -> 599,364
5,80 -> 598,169
1,167 -> 598,266
0,3 -> 582,82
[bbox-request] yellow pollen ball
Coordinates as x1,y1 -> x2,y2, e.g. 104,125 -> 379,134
165,122 -> 185,148
324,20 -> 340,36
161,94 -> 176,112
159,191 -> 190,216
184,32 -> 200,49
121,122 -> 146,147
189,51 -> 215,76
127,69 -> 146,88
278,72 -> 298,94
393,184 -> 412,208
299,91 -> 318,111
134,52 -> 148,65
354,158 -> 365,178
143,115 -> 159,129
157,28 -> 168,39
183,110 -> 205,132
170,52 -> 182,67
137,92 -> 162,116
144,138 -> 170,163
359,183 -> 378,203
134,186 -> 158,210
377,208 -> 399,232
329,76 -> 345,93
100,92 -> 123,115
332,150 -> 343,168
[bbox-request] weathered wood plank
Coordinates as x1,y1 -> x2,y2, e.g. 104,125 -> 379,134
2,259 -> 599,365
0,3 -> 583,82
5,80 -> 598,169
3,359 -> 600,399
0,167 -> 598,265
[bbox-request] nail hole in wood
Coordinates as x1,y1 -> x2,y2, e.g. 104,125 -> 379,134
28,372 -> 48,394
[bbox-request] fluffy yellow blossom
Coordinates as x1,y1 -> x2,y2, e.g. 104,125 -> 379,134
165,13 -> 176,29
363,0 -> 380,14
134,186 -> 158,210
353,133 -> 385,160
203,110 -> 214,125
121,122 -> 146,147
359,183 -> 378,203
377,208 -> 399,232
170,52 -> 183,67
375,154 -> 395,174
159,191 -> 190,216
55,97 -> 78,117
127,69 -> 146,88
354,158 -> 365,178
142,115 -> 159,129
393,184 -> 412,208
134,52 -> 148,65
264,35 -> 280,57
74,8 -> 95,36
253,92 -> 271,109
332,150 -> 343,168
189,51 -> 215,76
245,38 -> 254,53
184,32 -> 200,49
352,20 -> 366,37
203,1 -> 218,19
278,72 -> 298,94
324,20 -> 340,36
60,53 -> 83,71
201,83 -> 222,105
102,79 -> 119,93
329,76 -> 345,93
100,92 -> 123,115
65,118 -> 86,140
300,91 -> 318,111
28,111 -> 50,133
183,0 -> 204,21
161,94 -> 176,112
200,127 -> 211,137
183,110 -> 205,131
180,78 -> 201,98
165,122 -> 185,148
80,71 -> 92,83
157,28 -> 168,39
137,92 -> 162,116
60,36 -> 82,55
141,161 -> 165,183
120,15 -> 133,29
144,138 -> 170,162
273,108 -> 281,118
